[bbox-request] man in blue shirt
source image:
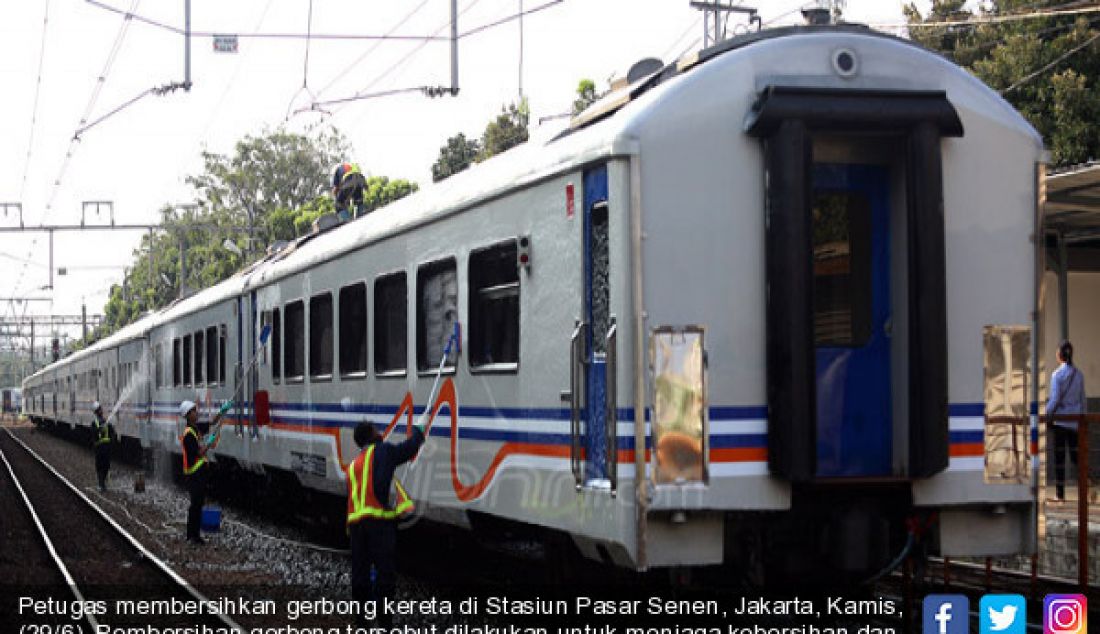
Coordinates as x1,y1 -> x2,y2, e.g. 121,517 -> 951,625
1046,340 -> 1087,502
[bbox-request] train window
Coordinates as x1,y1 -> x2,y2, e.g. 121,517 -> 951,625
155,344 -> 164,388
285,300 -> 306,381
469,241 -> 520,370
374,272 -> 407,375
272,308 -> 282,383
417,259 -> 458,373
339,283 -> 368,376
310,293 -> 334,379
812,191 -> 872,347
195,330 -> 205,386
219,325 -> 227,384
182,334 -> 192,387
206,326 -> 218,386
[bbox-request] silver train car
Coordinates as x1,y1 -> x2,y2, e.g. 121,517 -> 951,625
23,25 -> 1042,582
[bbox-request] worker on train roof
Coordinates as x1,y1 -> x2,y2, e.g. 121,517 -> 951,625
91,401 -> 114,492
332,162 -> 367,222
179,399 -> 210,545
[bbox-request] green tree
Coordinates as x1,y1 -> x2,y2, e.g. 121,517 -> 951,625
186,126 -> 348,251
573,78 -> 600,115
479,99 -> 530,160
94,128 -> 418,342
905,0 -> 1100,166
431,133 -> 481,182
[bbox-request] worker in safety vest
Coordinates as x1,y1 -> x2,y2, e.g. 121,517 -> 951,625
91,402 -> 114,492
179,399 -> 231,544
332,162 -> 368,221
346,420 -> 424,626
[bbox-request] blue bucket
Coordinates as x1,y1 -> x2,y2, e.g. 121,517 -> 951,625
200,506 -> 222,533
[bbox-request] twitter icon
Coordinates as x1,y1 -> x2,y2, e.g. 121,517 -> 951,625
981,595 -> 1027,634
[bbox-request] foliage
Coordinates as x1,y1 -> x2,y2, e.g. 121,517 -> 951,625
432,99 -> 531,182
431,133 -> 481,182
905,0 -> 1100,166
572,78 -> 600,115
89,128 -> 417,345
479,99 -> 530,160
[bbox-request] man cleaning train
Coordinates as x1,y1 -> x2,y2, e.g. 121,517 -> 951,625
179,399 -> 233,545
345,420 -> 425,627
90,401 -> 114,492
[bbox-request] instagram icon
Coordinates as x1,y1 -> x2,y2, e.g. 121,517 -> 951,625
1045,595 -> 1087,634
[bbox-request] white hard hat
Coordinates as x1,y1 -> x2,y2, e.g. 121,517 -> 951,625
92,401 -> 101,411
179,400 -> 197,417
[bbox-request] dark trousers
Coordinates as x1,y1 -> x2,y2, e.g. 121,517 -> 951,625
350,519 -> 397,627
1054,425 -> 1079,499
95,445 -> 111,490
186,469 -> 209,541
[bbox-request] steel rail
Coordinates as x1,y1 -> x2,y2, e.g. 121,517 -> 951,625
2,428 -> 245,633
0,440 -> 101,632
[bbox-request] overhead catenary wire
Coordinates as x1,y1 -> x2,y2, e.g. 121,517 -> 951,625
458,0 -> 563,39
660,16 -> 703,61
314,0 -> 433,99
19,0 -> 52,204
284,0 -> 319,120
1002,29 -> 1100,93
84,0 -> 447,41
8,0 -> 142,302
874,4 -> 1100,30
195,0 -> 275,145
309,0 -> 486,114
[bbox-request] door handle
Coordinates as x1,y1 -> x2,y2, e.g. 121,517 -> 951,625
605,318 -> 618,497
569,321 -> 587,488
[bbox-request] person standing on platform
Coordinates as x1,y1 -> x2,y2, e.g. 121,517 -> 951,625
1047,339 -> 1087,502
91,402 -> 114,492
346,420 -> 424,627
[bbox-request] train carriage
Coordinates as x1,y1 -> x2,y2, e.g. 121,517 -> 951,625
23,24 -> 1042,582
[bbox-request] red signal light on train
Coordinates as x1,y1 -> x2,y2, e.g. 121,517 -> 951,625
518,235 -> 531,270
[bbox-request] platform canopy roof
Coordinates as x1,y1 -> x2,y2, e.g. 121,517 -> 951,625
1045,161 -> 1100,243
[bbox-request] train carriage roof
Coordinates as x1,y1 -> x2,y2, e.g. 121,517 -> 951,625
24,24 -> 1042,386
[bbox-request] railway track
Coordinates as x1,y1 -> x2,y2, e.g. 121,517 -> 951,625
0,428 -> 244,632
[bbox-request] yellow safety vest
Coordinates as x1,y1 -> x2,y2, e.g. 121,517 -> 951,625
94,418 -> 110,446
346,444 -> 413,525
180,426 -> 207,475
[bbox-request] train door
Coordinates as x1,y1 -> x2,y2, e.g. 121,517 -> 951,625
812,163 -> 892,477
235,294 -> 247,435
578,165 -> 611,485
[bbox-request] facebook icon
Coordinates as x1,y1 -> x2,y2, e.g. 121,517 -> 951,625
924,595 -> 970,634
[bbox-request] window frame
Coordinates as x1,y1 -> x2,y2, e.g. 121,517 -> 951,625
283,300 -> 306,383
182,334 -> 192,388
219,325 -> 227,385
416,257 -> 459,376
468,239 -> 521,374
194,329 -> 206,387
272,307 -> 282,384
206,326 -> 218,387
309,292 -> 335,381
154,344 -> 163,388
373,270 -> 408,378
338,282 -> 369,379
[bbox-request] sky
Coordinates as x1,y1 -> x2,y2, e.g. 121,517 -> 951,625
0,0 -> 940,355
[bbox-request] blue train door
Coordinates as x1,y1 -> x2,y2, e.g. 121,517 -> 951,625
582,166 -> 610,483
813,163 -> 892,477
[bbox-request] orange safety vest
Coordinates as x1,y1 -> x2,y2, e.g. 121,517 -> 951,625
346,444 -> 413,525
180,426 -> 207,475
